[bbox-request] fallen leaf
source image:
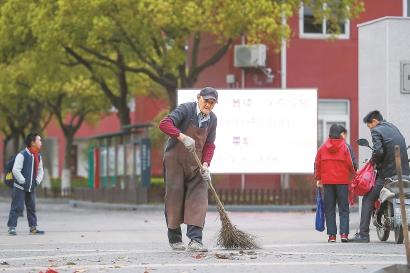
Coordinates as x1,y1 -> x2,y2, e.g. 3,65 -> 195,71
192,253 -> 206,259
214,253 -> 229,259
66,262 -> 76,266
214,253 -> 239,260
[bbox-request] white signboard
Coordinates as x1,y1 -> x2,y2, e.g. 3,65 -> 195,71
178,89 -> 317,174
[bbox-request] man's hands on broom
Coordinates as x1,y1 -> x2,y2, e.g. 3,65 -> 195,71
178,133 -> 195,152
182,136 -> 211,184
201,162 -> 212,183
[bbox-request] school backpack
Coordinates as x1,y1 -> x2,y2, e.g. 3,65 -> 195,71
4,155 -> 16,188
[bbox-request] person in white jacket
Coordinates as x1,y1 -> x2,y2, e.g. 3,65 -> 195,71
7,133 -> 44,235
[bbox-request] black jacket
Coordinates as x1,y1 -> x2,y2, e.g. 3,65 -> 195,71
370,121 -> 410,179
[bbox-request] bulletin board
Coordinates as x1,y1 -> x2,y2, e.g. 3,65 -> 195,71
178,89 -> 317,174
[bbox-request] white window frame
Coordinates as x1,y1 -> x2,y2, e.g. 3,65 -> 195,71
299,4 -> 350,40
404,0 -> 409,17
317,99 -> 351,145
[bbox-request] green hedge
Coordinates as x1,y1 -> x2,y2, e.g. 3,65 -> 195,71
50,177 -> 88,188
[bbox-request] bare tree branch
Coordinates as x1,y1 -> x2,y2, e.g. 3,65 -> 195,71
188,39 -> 232,82
116,51 -> 128,101
40,111 -> 54,132
64,46 -> 119,105
124,64 -> 176,89
151,36 -> 164,57
79,46 -> 118,66
190,32 -> 200,69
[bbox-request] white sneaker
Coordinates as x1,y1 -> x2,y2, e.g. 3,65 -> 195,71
187,240 -> 208,252
169,242 -> 185,251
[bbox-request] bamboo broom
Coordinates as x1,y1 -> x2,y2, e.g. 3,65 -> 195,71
191,151 -> 259,249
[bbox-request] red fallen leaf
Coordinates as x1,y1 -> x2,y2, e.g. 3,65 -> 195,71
193,253 -> 206,259
39,269 -> 58,273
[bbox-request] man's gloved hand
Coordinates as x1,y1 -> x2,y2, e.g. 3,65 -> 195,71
180,135 -> 195,152
201,166 -> 212,183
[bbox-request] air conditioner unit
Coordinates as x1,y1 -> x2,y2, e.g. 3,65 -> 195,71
234,44 -> 267,68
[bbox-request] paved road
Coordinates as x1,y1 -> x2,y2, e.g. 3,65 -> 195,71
0,198 -> 407,273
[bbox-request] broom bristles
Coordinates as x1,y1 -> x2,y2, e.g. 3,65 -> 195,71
215,202 -> 259,249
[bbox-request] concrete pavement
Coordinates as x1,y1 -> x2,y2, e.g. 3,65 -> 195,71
0,198 -> 407,273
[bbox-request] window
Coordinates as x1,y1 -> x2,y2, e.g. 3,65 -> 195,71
300,5 -> 350,39
317,100 -> 350,146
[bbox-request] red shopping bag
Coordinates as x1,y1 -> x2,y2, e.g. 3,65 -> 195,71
348,161 -> 376,205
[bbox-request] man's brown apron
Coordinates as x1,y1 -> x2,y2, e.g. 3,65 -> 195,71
164,122 -> 208,229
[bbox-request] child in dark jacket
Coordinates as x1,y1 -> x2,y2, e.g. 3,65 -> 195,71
314,124 -> 357,242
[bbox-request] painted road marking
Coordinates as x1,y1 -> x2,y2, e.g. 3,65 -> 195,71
0,260 -> 406,272
0,249 -> 405,261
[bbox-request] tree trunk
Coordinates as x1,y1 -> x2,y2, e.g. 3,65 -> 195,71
116,102 -> 131,126
30,106 -> 43,133
167,87 -> 178,110
12,133 -> 21,155
61,134 -> 74,196
3,136 -> 11,169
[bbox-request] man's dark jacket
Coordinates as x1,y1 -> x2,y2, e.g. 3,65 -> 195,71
370,121 -> 410,180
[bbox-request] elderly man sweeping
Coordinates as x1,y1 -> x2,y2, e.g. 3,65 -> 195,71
159,87 -> 218,252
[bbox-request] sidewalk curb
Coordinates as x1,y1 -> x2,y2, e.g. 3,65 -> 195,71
0,196 -> 359,213
0,196 -> 69,204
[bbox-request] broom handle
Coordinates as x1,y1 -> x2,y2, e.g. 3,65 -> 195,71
191,151 -> 226,212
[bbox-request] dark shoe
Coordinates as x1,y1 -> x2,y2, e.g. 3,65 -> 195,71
350,233 -> 369,243
29,227 -> 45,235
169,242 -> 185,251
328,235 -> 336,243
340,233 -> 348,243
8,227 -> 16,236
187,240 -> 208,252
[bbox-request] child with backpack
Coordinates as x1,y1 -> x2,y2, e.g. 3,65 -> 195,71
314,124 -> 357,242
7,133 -> 45,235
